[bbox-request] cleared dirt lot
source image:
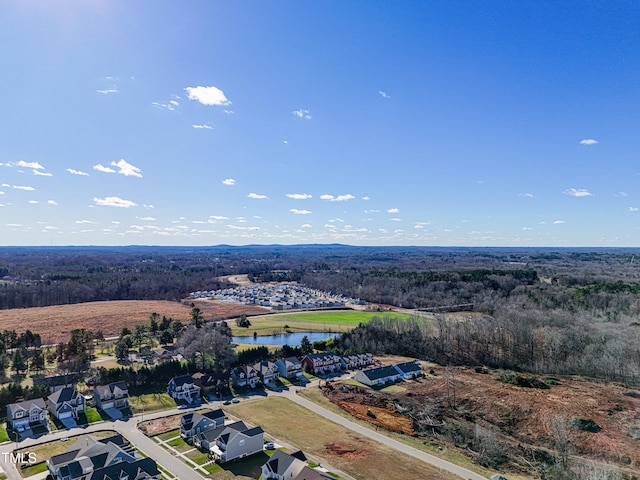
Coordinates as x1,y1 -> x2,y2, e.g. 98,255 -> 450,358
323,365 -> 640,476
0,299 -> 269,344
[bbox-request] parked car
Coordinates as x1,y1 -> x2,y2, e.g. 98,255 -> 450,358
231,398 -> 240,404
223,400 -> 231,405
264,442 -> 275,450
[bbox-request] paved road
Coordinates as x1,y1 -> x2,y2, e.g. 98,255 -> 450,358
0,385 -> 488,480
0,407 -> 206,480
275,386 -> 487,480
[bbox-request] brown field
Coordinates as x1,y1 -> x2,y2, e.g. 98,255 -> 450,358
0,299 -> 269,344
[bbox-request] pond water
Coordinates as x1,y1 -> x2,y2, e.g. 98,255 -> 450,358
232,331 -> 338,346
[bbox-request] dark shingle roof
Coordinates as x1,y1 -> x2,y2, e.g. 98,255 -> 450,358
361,365 -> 401,381
395,361 -> 422,373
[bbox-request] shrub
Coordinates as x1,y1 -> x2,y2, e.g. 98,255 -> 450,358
570,417 -> 601,433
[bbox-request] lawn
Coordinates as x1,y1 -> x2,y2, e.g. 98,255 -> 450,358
84,406 -> 102,424
224,396 -> 462,480
229,311 -> 416,336
0,424 -> 10,443
184,449 -> 209,465
129,392 -> 176,414
17,461 -> 48,478
165,436 -> 192,453
157,429 -> 180,442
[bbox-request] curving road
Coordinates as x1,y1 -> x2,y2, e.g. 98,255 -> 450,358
0,386 -> 488,480
275,385 -> 487,480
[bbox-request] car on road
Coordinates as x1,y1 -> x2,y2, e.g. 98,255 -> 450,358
177,404 -> 189,410
231,398 -> 240,403
223,400 -> 231,405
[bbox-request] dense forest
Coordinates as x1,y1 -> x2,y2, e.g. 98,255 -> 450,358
3,245 -> 640,385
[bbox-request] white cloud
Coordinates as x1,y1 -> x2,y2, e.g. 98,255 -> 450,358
553,220 -> 566,224
580,139 -> 599,145
522,227 -> 533,231
290,209 -> 312,215
387,208 -> 400,214
287,193 -> 312,200
222,179 -> 236,186
209,215 -> 229,221
96,89 -> 119,94
75,220 -> 97,224
301,224 -> 312,228
93,164 -> 116,174
192,124 -> 213,129
564,188 -> 593,197
93,196 -> 137,208
28,200 -> 38,204
320,194 -> 355,202
17,160 -> 45,170
617,191 -> 628,197
33,170 -> 52,177
47,200 -> 58,205
362,196 -> 370,201
152,100 -> 179,111
137,216 -> 156,221
185,86 -> 231,106
519,193 -> 534,198
390,218 -> 402,222
629,207 -> 639,212
223,109 -> 234,115
292,109 -> 312,120
143,204 -> 155,209
248,193 -> 269,199
67,168 -> 89,176
378,91 -> 390,99
111,159 -> 143,178
13,185 -> 35,191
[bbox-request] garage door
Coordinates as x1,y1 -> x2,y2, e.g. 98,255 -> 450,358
58,411 -> 72,419
102,402 -> 114,410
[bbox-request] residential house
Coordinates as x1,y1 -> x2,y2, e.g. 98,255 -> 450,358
33,373 -> 79,393
340,352 -> 374,370
6,398 -> 48,433
47,386 -> 85,420
46,433 -> 160,480
94,381 -> 129,411
193,420 -> 245,452
394,360 -> 423,379
254,361 -> 279,386
210,422 -> 264,463
261,450 -> 307,480
192,372 -> 227,398
275,357 -> 303,380
352,365 -> 403,387
231,365 -> 259,388
180,409 -> 225,440
167,375 -> 201,404
293,466 -> 336,480
301,352 -> 342,375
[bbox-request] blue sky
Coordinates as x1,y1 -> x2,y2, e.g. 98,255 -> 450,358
1,1 -> 638,246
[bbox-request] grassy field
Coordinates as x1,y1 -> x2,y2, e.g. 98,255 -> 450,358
230,310 -> 415,336
224,396 -> 461,480
129,392 -> 176,414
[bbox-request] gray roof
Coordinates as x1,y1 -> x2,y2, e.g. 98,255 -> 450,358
95,381 -> 128,398
7,398 -> 46,416
263,450 -> 301,476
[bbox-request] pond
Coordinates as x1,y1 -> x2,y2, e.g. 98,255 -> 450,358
232,331 -> 338,346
